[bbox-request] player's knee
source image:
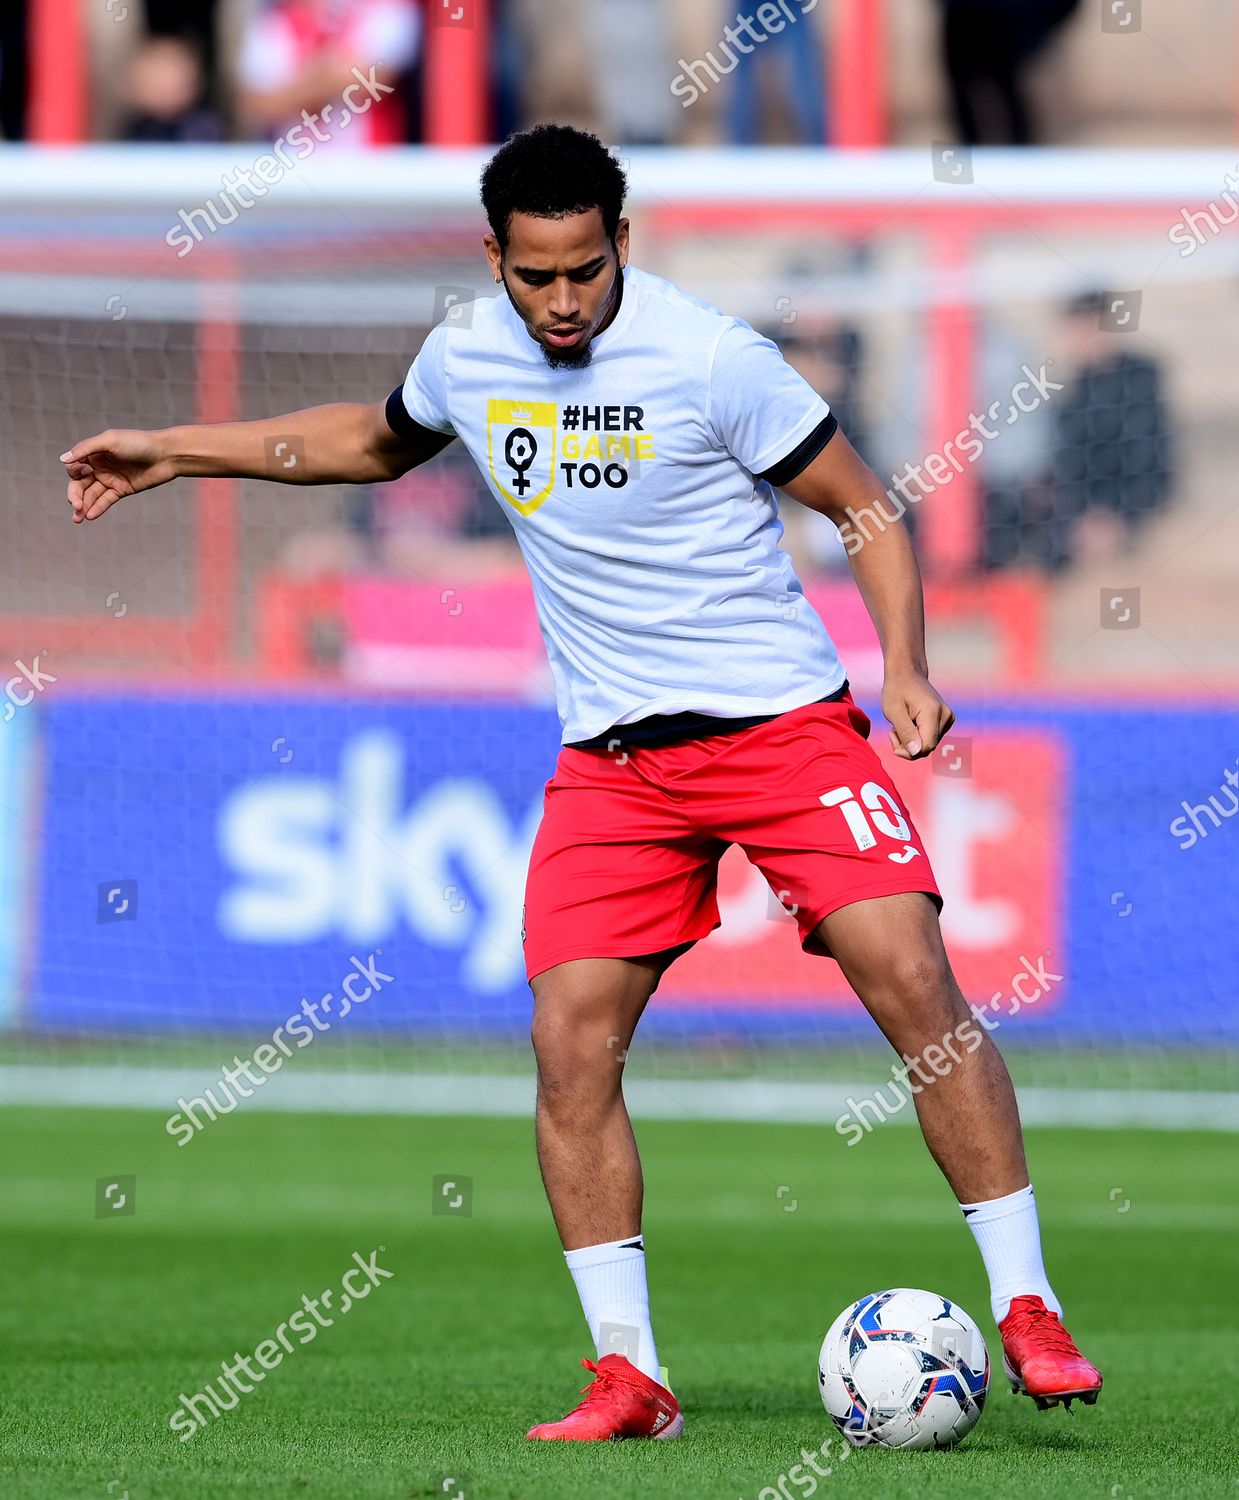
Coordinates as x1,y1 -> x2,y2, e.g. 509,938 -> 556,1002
530,984 -> 629,1084
532,1027 -> 625,1123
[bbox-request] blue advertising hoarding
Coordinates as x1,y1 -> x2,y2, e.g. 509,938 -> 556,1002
20,692 -> 1239,1040
0,709 -> 32,1026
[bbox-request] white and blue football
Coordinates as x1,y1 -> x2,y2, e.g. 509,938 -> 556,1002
818,1288 -> 990,1450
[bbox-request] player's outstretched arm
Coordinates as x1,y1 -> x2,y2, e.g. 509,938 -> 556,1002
778,428 -> 955,761
60,399 -> 451,524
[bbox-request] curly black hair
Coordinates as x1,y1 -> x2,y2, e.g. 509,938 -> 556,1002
480,123 -> 628,252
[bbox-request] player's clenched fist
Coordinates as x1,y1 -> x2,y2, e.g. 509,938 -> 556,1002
60,429 -> 175,523
882,670 -> 955,760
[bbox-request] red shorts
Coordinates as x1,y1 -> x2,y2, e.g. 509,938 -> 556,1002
522,692 -> 941,982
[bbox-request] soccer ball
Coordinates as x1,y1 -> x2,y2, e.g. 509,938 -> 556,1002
818,1288 -> 990,1450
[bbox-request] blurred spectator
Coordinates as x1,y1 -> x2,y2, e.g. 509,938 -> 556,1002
503,0 -> 593,133
237,0 -> 421,148
937,0 -> 1079,146
722,4 -> 826,144
1048,290 -> 1174,569
582,0 -> 677,145
977,319 -> 1057,571
981,298 -> 1172,573
119,37 -> 225,143
0,4 -> 27,141
490,0 -> 522,140
146,0 -> 221,81
144,0 -> 224,129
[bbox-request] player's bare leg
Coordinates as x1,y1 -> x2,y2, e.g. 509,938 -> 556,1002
530,952 -> 669,1248
817,891 -> 1025,1203
817,891 -> 1101,1408
525,948 -> 687,1439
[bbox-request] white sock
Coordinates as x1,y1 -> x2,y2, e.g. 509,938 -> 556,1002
960,1184 -> 1063,1326
563,1235 -> 661,1382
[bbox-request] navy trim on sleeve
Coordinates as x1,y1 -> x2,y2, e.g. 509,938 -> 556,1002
756,411 -> 838,487
385,384 -> 436,444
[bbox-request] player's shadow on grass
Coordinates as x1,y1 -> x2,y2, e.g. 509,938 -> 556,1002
991,1423 -> 1092,1453
697,1380 -> 822,1424
702,1382 -> 1095,1458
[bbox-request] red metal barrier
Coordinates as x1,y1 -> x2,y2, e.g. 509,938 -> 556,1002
424,0 -> 490,145
830,0 -> 887,146
255,568 -> 1047,689
28,0 -> 87,142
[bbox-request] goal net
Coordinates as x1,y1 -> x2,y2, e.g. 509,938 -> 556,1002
2,146 -> 1236,1131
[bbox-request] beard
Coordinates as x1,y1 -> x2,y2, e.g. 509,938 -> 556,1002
540,339 -> 594,371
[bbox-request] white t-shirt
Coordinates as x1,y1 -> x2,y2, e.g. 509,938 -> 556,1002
396,266 -> 847,744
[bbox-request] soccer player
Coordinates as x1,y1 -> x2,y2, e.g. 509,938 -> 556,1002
61,123 -> 1102,1441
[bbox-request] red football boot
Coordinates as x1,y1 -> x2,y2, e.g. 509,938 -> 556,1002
526,1354 -> 684,1441
1000,1295 -> 1103,1410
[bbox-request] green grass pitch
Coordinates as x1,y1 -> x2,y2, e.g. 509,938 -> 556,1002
3,1104 -> 1237,1498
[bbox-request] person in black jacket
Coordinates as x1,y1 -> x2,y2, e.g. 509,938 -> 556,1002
938,0 -> 1080,145
1049,289 -> 1174,570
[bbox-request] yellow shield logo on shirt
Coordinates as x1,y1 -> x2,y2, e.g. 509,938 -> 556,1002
486,399 -> 557,516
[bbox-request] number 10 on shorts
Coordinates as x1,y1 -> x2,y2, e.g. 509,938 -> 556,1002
820,783 -> 911,852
